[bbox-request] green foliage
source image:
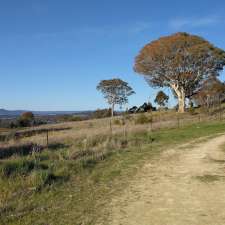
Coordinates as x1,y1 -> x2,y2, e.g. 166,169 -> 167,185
154,91 -> 169,107
97,79 -> 135,106
97,78 -> 135,116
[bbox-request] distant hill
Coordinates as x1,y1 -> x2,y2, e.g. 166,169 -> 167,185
0,109 -> 25,117
0,109 -> 93,118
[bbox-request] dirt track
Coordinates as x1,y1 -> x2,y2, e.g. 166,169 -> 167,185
108,134 -> 225,225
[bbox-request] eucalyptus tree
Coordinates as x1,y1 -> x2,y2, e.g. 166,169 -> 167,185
97,78 -> 135,117
134,32 -> 225,112
154,91 -> 169,108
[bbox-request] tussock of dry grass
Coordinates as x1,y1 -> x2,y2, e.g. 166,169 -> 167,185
0,111 -> 224,154
0,111 -> 225,224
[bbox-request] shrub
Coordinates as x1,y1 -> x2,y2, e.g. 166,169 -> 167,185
189,102 -> 197,115
120,117 -> 126,125
123,114 -> 132,121
113,119 -> 121,125
57,115 -> 87,122
135,114 -> 152,124
114,116 -> 129,126
91,108 -> 112,119
17,112 -> 35,127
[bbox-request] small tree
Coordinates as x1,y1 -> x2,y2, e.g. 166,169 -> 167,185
192,77 -> 225,108
18,111 -> 35,127
134,32 -> 225,113
97,79 -> 135,117
154,91 -> 169,108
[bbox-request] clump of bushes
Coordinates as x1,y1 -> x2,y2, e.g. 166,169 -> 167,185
113,115 -> 132,126
91,108 -> 112,119
113,119 -> 121,125
0,112 -> 48,129
188,102 -> 198,115
17,112 -> 35,127
135,113 -> 153,124
57,115 -> 88,122
123,114 -> 132,121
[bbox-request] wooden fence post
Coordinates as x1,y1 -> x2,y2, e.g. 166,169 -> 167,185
177,116 -> 180,128
109,119 -> 112,135
46,130 -> 49,149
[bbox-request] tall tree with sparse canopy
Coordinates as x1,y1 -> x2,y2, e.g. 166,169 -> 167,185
134,32 -> 225,113
97,79 -> 135,117
192,77 -> 225,108
154,91 -> 169,108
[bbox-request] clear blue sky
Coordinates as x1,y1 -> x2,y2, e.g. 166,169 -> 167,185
0,0 -> 225,111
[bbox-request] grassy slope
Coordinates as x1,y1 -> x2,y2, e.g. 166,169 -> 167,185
0,121 -> 225,225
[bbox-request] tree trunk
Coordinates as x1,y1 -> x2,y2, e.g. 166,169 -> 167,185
111,103 -> 114,117
177,93 -> 185,113
171,84 -> 185,113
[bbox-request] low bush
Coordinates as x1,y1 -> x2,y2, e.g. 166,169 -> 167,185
188,102 -> 198,115
113,119 -> 121,125
91,108 -> 112,119
123,114 -> 132,121
57,115 -> 87,122
135,114 -> 152,124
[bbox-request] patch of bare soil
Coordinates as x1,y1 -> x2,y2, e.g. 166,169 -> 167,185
108,134 -> 225,225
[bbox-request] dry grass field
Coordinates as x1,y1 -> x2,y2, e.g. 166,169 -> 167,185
0,110 -> 225,225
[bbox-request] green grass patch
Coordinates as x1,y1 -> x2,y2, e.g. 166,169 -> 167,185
28,170 -> 61,191
0,158 -> 47,178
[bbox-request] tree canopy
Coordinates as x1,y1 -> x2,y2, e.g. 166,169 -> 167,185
97,79 -> 135,117
134,32 -> 225,112
18,112 -> 35,127
154,91 -> 169,107
192,77 -> 225,108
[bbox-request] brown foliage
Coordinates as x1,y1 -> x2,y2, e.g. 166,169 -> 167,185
20,112 -> 34,121
193,77 -> 225,107
134,32 -> 225,112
